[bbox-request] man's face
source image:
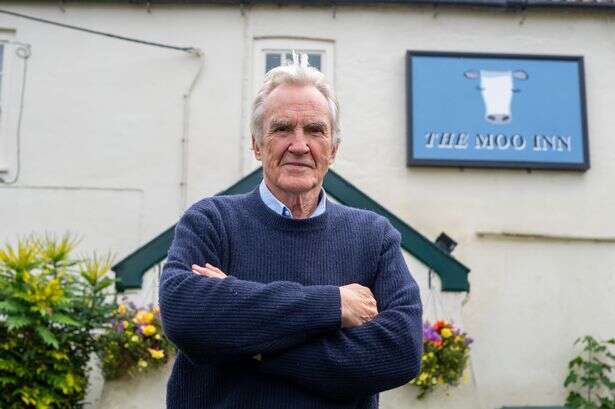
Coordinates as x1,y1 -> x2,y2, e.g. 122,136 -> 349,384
253,83 -> 337,196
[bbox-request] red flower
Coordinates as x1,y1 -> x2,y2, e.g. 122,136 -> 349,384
433,320 -> 445,331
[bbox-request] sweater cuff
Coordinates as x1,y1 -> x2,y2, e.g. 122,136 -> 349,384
302,285 -> 342,335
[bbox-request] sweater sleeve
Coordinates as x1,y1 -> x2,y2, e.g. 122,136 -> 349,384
258,221 -> 423,400
159,205 -> 342,366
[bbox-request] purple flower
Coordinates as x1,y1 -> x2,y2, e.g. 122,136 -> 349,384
464,337 -> 474,346
422,323 -> 442,342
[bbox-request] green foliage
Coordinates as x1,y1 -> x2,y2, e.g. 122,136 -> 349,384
565,335 -> 615,409
0,234 -> 116,409
410,320 -> 473,400
96,303 -> 174,380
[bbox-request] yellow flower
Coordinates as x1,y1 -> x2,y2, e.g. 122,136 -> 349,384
142,325 -> 156,337
134,310 -> 154,325
131,335 -> 140,343
155,334 -> 161,340
441,328 -> 452,338
152,306 -> 160,315
454,336 -> 462,343
148,348 -> 165,359
122,320 -> 129,329
137,359 -> 148,368
117,304 -> 127,315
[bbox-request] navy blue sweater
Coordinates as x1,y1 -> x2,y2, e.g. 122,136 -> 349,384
159,187 -> 423,408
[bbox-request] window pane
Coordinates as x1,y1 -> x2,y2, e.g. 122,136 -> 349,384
265,50 -> 323,72
265,53 -> 281,73
308,54 -> 321,71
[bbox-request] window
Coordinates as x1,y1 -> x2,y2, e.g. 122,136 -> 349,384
252,38 -> 335,96
0,34 -> 24,178
241,38 -> 335,174
0,42 -> 7,174
0,43 -> 4,103
265,51 -> 322,72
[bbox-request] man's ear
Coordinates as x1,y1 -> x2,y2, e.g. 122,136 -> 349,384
328,143 -> 338,165
252,135 -> 262,161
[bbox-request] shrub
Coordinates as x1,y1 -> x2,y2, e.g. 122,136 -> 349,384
0,234 -> 115,409
565,335 -> 615,409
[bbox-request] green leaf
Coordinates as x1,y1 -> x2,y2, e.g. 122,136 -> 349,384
6,316 -> 32,331
49,314 -> 81,327
565,371 -> 578,387
95,277 -> 115,292
35,326 -> 59,349
0,300 -> 23,314
0,376 -> 17,386
570,357 -> 584,369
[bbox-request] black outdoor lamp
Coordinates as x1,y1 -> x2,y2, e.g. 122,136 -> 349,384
435,232 -> 457,254
428,232 -> 457,289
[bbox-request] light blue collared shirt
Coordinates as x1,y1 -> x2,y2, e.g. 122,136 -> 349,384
259,180 -> 327,219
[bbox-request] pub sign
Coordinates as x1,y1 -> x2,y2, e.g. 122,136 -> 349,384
406,51 -> 589,170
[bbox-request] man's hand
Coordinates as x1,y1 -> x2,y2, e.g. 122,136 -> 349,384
339,283 -> 378,329
192,263 -> 227,278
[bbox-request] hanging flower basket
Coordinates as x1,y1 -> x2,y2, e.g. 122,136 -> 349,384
96,303 -> 175,380
410,320 -> 474,399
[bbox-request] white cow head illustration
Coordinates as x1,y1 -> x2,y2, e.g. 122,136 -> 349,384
464,69 -> 529,124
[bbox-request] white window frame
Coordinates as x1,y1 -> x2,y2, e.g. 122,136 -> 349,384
0,30 -> 19,177
252,37 -> 335,98
242,37 -> 335,173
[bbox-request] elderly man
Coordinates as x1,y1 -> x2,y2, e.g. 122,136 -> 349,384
159,55 -> 423,409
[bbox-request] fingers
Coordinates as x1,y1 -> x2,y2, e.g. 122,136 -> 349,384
339,283 -> 379,329
191,263 -> 228,278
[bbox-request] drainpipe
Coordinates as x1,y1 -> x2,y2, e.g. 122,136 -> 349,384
180,48 -> 204,215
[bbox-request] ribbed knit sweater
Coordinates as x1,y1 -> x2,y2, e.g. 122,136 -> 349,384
159,187 -> 423,409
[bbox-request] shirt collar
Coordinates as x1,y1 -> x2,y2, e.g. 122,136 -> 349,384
259,180 -> 327,219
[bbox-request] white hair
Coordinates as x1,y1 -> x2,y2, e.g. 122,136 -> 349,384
251,52 -> 341,146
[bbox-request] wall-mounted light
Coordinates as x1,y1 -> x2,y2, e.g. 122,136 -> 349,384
435,232 -> 457,254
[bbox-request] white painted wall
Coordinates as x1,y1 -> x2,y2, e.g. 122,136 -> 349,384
1,3 -> 613,409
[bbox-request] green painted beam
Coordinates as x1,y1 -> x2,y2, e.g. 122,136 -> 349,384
113,168 -> 263,291
113,167 -> 470,292
323,171 -> 469,292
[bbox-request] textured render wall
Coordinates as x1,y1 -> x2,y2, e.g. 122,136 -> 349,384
0,3 -> 245,257
1,3 -> 614,409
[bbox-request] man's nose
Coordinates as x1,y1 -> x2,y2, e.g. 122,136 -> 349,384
287,128 -> 310,154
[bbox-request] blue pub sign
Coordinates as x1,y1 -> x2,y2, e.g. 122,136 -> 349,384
406,51 -> 589,170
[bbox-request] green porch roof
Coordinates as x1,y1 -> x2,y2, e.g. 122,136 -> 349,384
112,168 -> 470,292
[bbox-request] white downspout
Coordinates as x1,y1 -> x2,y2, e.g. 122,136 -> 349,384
180,48 -> 204,215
